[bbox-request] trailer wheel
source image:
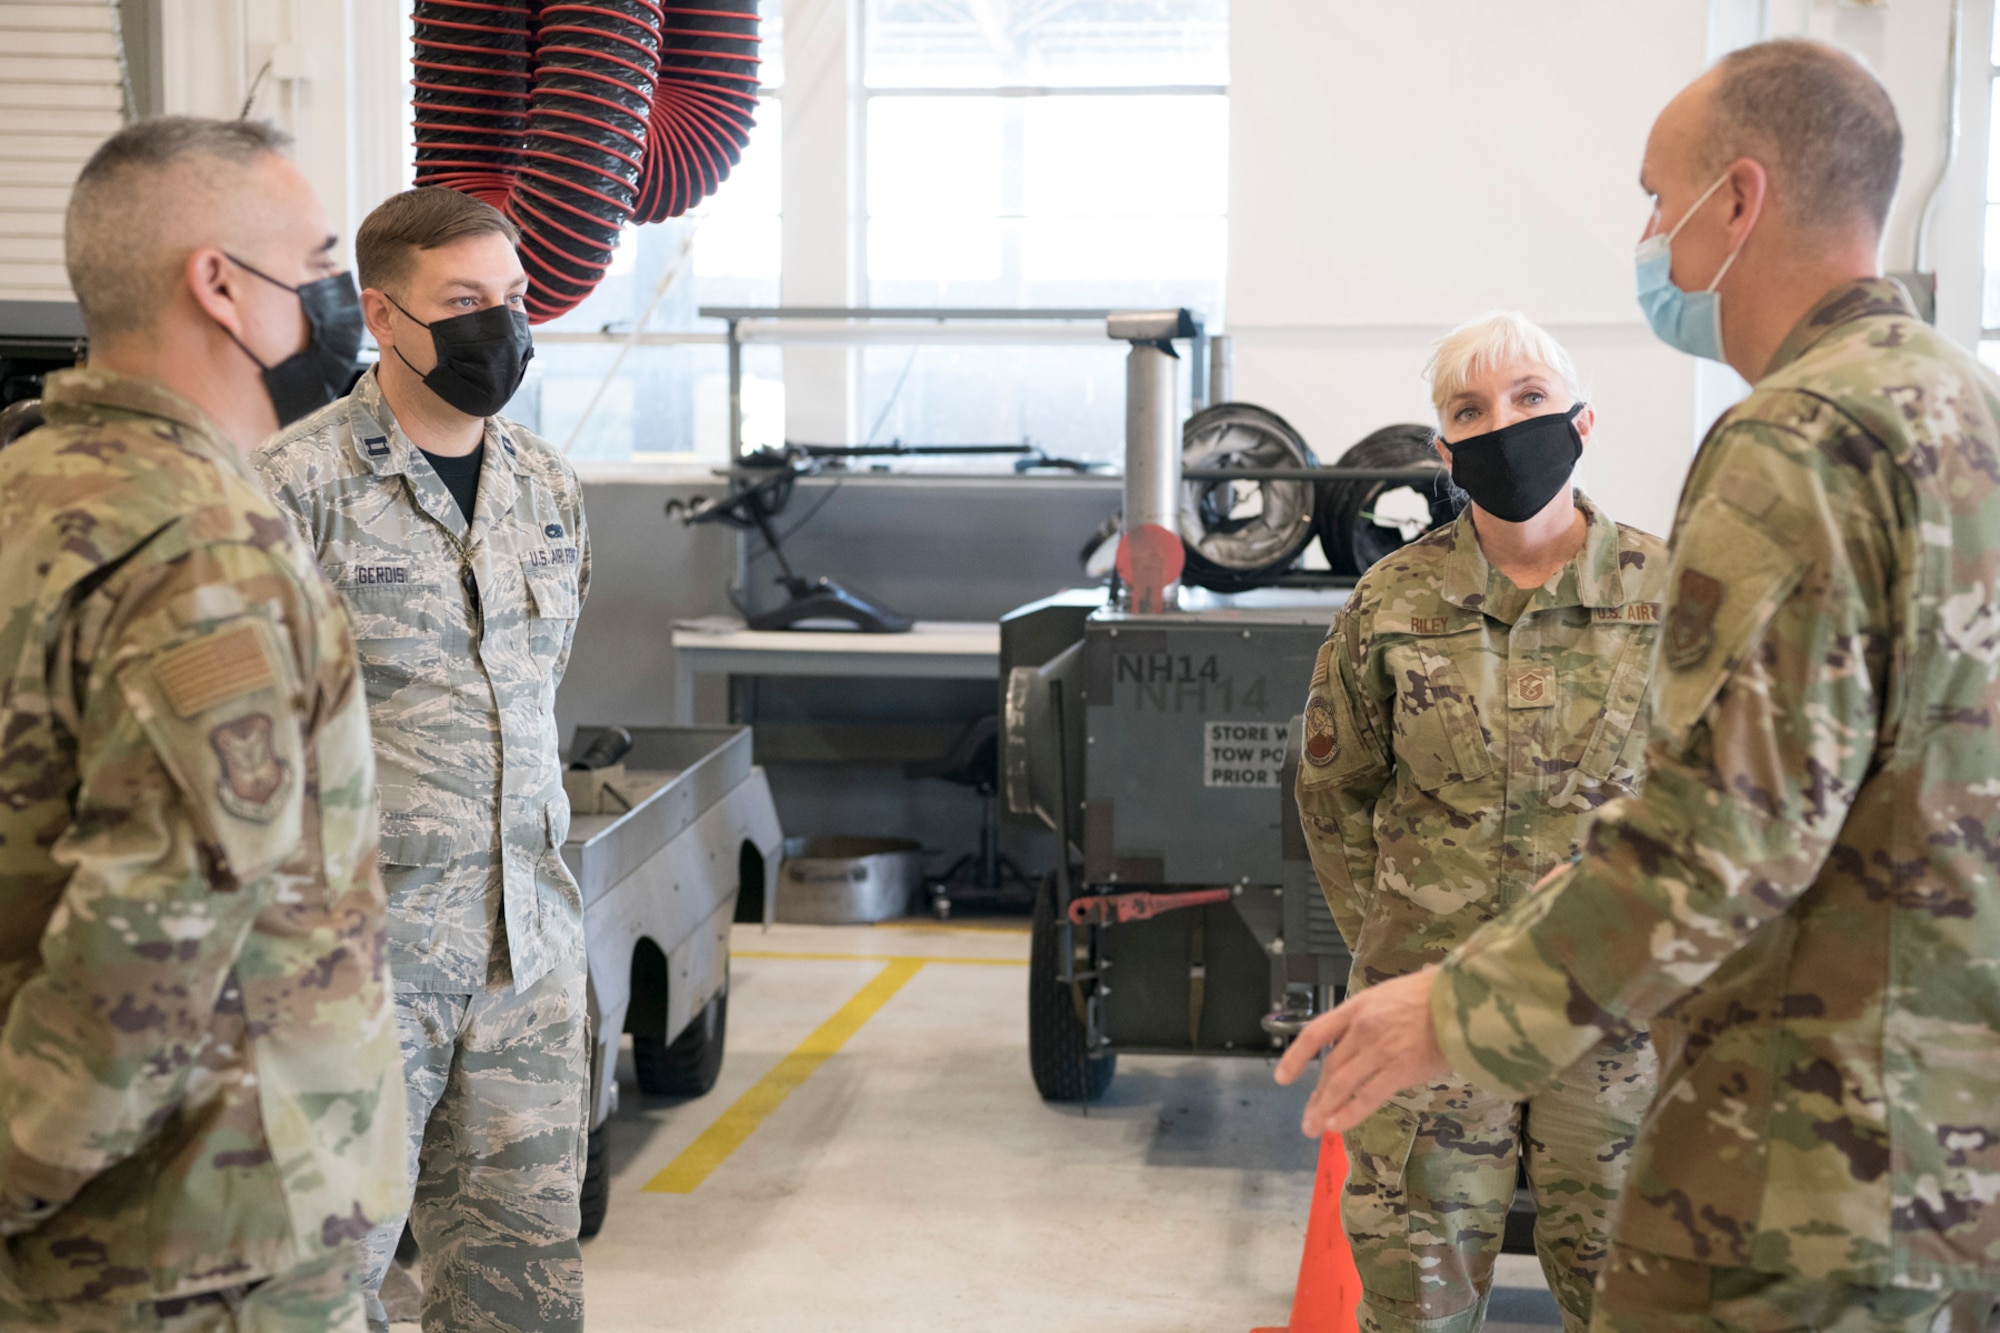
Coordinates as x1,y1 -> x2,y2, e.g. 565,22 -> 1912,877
634,991 -> 728,1098
578,1124 -> 609,1240
1029,875 -> 1114,1101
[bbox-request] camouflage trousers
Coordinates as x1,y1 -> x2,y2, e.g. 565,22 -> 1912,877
362,962 -> 589,1333
0,1247 -> 362,1331
1341,1028 -> 1655,1333
1592,1243 -> 1999,1332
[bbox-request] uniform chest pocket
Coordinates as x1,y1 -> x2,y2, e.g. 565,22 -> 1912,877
335,583 -> 445,699
1576,623 -> 1660,786
523,562 -> 580,676
1387,636 -> 1497,791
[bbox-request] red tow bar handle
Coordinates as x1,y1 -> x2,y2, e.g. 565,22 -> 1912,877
1068,887 -> 1234,927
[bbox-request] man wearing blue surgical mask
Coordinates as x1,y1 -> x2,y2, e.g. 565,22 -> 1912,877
1277,38 -> 2000,1330
1630,50 -> 1884,373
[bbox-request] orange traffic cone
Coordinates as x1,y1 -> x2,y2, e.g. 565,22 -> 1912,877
1252,1133 -> 1363,1333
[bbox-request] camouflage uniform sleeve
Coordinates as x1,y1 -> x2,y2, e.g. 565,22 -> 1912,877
1295,599 -> 1394,950
1432,416 -> 1896,1097
0,547 -> 318,1230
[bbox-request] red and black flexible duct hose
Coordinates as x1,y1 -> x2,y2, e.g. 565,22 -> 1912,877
636,5 -> 761,222
410,1 -> 534,216
411,0 -> 761,322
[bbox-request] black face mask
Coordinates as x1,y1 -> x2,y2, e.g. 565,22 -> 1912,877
223,255 -> 365,427
388,297 -> 534,419
1443,403 -> 1585,523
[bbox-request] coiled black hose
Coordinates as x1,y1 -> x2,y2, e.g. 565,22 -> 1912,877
411,0 -> 760,322
410,0 -> 534,206
637,4 -> 761,222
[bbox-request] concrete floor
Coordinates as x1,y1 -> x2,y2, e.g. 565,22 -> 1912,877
393,920 -> 1561,1331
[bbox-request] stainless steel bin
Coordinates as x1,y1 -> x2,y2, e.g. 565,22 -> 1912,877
777,836 -> 922,924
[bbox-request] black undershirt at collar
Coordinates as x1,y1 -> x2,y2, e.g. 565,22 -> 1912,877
418,441 -> 484,526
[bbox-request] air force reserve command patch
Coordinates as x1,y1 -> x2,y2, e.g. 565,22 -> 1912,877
137,621 -> 299,830
1666,568 -> 1725,670
1303,694 -> 1338,766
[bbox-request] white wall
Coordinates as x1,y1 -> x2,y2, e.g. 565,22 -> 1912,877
157,0 -> 405,264
1227,0 -> 1987,541
1226,2 -> 1707,538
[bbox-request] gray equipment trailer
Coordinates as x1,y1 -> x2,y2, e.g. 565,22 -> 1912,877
998,314 -> 1360,1100
563,725 -> 783,1236
997,311 -> 1542,1251
1003,595 -> 1537,1250
1001,589 -> 1353,1100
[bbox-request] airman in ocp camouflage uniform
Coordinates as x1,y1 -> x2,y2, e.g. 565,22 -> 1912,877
0,117 -> 405,1331
1434,275 -> 2000,1331
1383,45 -> 2000,1332
1278,40 -> 2000,1333
1299,315 -> 1667,1333
0,369 -> 406,1326
256,187 -> 591,1333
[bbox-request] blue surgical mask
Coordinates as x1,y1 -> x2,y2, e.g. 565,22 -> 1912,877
1634,172 -> 1746,362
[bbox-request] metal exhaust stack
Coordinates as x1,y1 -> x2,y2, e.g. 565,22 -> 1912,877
1208,333 -> 1234,406
1108,309 -> 1197,614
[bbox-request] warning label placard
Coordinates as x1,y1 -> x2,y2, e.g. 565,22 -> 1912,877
1203,721 -> 1286,788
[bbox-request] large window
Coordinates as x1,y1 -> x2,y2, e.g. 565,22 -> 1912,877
515,6 -> 787,463
859,1 -> 1227,461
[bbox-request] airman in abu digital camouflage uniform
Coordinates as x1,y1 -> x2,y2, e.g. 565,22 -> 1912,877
256,188 -> 591,1333
1280,41 -> 2000,1332
1299,314 -> 1665,1333
0,120 -> 403,1328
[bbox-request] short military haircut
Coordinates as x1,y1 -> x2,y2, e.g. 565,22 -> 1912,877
1424,312 -> 1585,419
65,116 -> 292,339
356,188 -> 520,296
1702,39 -> 1902,235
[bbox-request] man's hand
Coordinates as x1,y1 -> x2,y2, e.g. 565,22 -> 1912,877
1272,968 -> 1450,1137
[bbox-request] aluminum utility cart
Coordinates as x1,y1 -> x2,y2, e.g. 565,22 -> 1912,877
563,725 -> 782,1236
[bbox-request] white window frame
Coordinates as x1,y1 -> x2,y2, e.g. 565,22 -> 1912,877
1980,0 -> 2000,357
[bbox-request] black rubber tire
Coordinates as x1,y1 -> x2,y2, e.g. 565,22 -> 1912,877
634,991 -> 728,1098
578,1124 -> 609,1241
1314,423 -> 1458,577
1028,875 -> 1115,1102
1178,402 -> 1319,593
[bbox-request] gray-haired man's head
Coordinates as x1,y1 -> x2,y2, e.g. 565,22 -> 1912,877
1697,39 -> 1902,238
65,116 -> 296,339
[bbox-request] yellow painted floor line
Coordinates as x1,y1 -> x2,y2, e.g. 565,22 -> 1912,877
645,958 -> 927,1195
734,949 -> 1027,967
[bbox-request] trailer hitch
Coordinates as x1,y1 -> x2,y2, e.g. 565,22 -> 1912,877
1068,887 -> 1233,927
1260,992 -> 1318,1041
